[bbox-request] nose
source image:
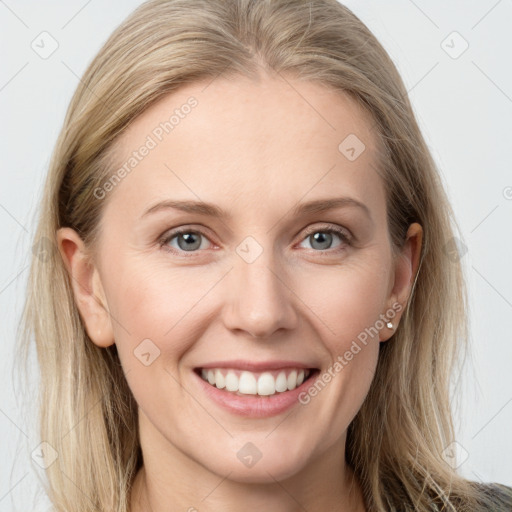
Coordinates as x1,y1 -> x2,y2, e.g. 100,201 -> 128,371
222,248 -> 298,339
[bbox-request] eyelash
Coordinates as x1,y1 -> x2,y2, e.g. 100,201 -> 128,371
158,223 -> 352,257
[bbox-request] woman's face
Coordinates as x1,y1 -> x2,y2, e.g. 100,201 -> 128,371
60,73 -> 420,486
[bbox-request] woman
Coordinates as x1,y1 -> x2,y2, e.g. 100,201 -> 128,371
18,0 -> 512,510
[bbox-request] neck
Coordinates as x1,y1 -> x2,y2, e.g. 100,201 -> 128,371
130,435 -> 366,512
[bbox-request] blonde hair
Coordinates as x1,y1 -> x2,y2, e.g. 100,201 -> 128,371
16,0 -> 510,510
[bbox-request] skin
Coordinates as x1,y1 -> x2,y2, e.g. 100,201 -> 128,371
58,71 -> 422,512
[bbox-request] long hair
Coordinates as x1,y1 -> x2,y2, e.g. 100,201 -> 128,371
16,1 -> 509,510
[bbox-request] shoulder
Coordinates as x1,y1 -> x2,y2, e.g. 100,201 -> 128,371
472,482 -> 512,510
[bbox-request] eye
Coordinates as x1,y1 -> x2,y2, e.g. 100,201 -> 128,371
158,223 -> 352,257
298,224 -> 351,253
159,228 -> 213,255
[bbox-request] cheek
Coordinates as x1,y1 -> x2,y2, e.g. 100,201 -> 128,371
107,247 -> 391,359
103,258 -> 221,367
102,261 -> 211,416
293,255 -> 391,352
283,258 -> 388,450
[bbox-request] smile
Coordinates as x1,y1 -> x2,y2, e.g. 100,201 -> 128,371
196,367 -> 316,397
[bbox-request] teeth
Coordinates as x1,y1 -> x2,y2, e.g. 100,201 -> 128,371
239,371 -> 257,394
225,371 -> 239,392
200,368 -> 311,396
275,372 -> 288,392
287,370 -> 297,390
257,372 -> 275,396
215,369 -> 226,389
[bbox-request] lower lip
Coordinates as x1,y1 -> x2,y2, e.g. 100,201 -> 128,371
193,369 -> 319,418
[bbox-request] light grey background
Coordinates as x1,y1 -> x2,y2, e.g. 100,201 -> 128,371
1,1 -> 511,510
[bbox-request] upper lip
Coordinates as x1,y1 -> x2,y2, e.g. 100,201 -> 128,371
196,360 -> 317,372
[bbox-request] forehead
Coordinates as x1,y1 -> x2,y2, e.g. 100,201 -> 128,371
106,73 -> 386,222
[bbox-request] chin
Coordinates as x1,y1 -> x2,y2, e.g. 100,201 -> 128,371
202,448 -> 309,484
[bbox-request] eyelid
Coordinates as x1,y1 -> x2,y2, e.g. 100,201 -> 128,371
300,222 -> 352,242
158,222 -> 352,255
158,224 -> 217,255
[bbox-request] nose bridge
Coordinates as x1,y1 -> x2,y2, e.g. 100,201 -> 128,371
223,234 -> 296,338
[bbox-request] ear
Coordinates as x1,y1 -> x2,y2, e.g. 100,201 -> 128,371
56,227 -> 115,348
380,222 -> 423,342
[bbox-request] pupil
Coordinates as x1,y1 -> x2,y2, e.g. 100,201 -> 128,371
312,232 -> 332,250
176,231 -> 333,252
179,232 -> 200,251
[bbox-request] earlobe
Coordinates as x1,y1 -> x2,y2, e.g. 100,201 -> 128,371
56,227 -> 115,348
380,222 -> 423,342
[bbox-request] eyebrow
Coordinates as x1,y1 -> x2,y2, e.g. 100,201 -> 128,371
141,197 -> 372,222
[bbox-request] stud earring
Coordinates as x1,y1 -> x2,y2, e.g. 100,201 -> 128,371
386,321 -> 394,329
